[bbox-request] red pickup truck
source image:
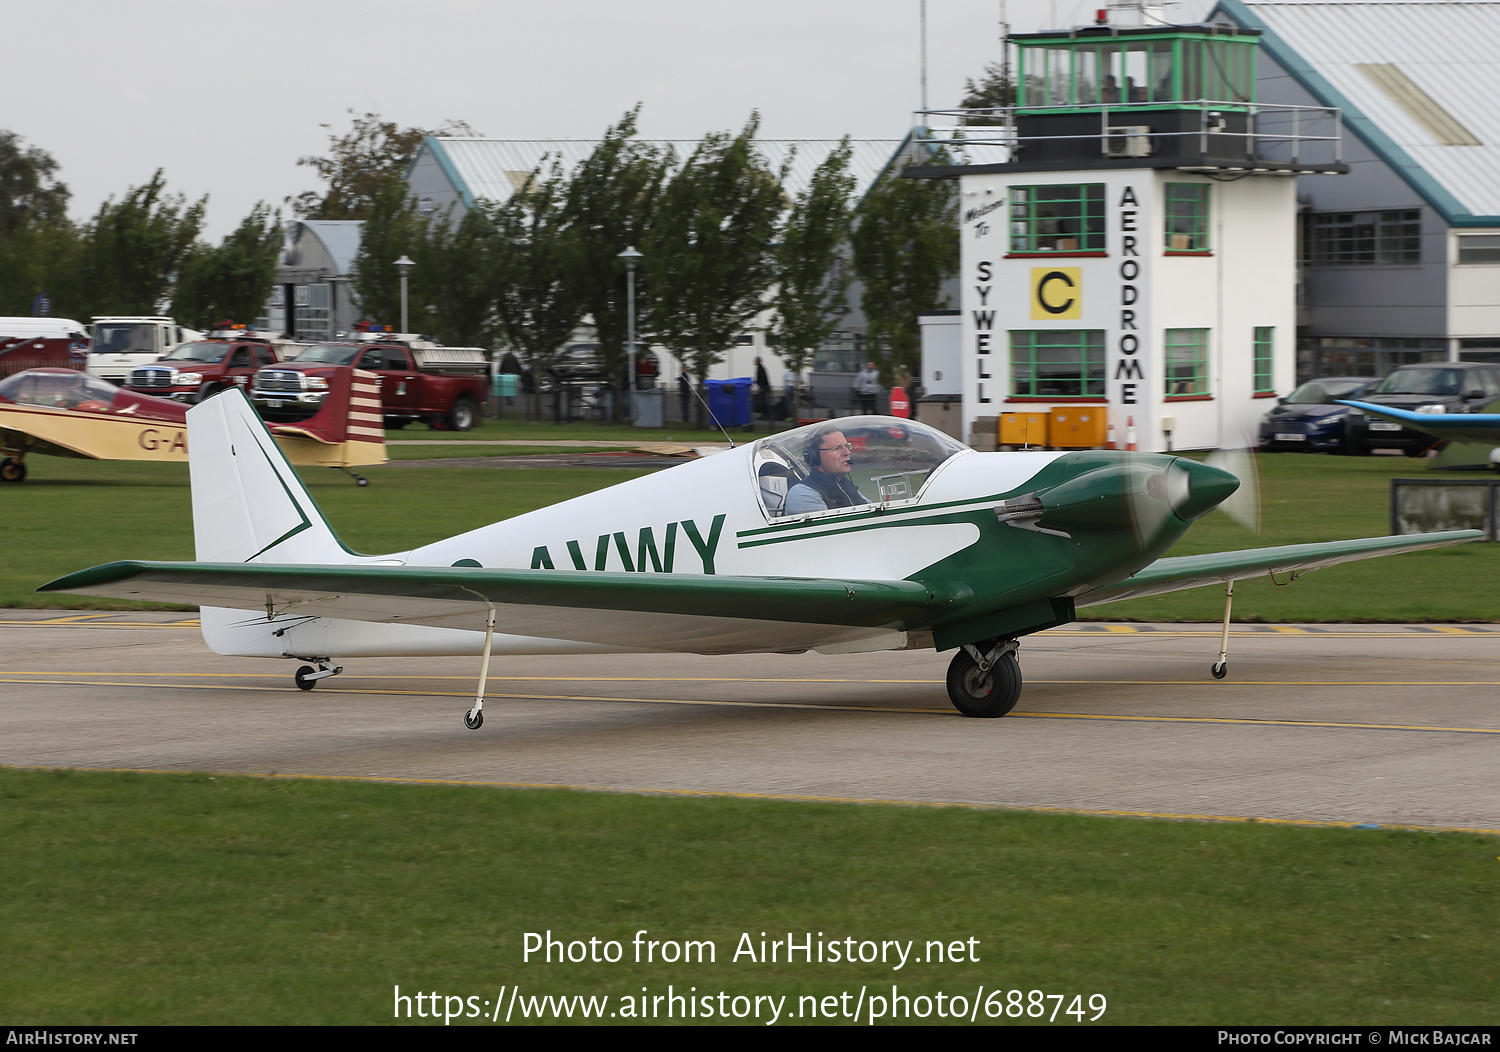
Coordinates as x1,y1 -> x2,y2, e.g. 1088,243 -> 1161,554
251,338 -> 488,431
124,336 -> 281,402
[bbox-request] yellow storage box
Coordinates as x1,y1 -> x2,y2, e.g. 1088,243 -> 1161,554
1048,407 -> 1108,448
1000,412 -> 1049,448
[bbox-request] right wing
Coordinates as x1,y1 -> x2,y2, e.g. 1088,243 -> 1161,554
1073,531 -> 1481,606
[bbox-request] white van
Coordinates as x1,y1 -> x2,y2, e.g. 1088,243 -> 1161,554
0,317 -> 90,342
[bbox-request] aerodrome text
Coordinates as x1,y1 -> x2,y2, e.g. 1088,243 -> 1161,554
522,930 -> 980,970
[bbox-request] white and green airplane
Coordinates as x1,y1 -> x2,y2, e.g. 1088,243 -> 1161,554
40,389 -> 1479,728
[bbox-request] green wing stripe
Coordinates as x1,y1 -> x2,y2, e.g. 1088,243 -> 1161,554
1075,531 -> 1482,607
39,562 -> 947,629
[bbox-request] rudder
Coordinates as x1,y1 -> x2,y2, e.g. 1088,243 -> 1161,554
187,387 -> 352,564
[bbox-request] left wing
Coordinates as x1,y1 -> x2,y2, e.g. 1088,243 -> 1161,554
38,561 -> 951,653
1073,530 -> 1481,606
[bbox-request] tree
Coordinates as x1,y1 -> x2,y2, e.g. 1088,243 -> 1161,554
417,206 -> 500,348
643,116 -> 785,425
959,62 -> 1017,119
488,160 -> 586,407
76,171 -> 206,317
849,171 -> 958,387
769,138 -> 855,383
0,130 -> 69,236
171,203 -> 283,330
564,107 -> 673,411
0,131 -> 82,317
349,181 -> 427,330
292,111 -> 477,221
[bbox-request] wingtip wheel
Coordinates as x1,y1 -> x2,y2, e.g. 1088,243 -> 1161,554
465,607 -> 498,731
1212,579 -> 1235,681
946,638 -> 1022,718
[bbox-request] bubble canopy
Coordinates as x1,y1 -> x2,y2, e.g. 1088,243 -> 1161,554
750,416 -> 969,519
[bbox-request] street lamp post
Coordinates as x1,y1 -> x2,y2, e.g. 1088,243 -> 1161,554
394,255 -> 415,334
618,245 -> 642,421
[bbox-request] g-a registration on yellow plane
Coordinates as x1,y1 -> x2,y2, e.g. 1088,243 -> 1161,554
41,388 -> 1479,729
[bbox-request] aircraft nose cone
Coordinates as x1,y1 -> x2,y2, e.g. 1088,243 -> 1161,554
1172,458 -> 1240,521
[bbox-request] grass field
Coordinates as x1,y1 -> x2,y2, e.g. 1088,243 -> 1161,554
1,767 -> 1495,1026
3,449 -> 1497,620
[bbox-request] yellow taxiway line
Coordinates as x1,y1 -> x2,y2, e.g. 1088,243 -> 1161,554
5,762 -> 1498,838
1,674 -> 1496,735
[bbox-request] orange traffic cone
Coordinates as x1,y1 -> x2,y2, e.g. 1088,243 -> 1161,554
1106,421 -> 1117,449
1126,416 -> 1138,452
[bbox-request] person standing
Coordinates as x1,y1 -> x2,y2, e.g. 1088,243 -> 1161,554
852,361 -> 881,415
754,356 -> 771,421
782,365 -> 797,422
677,364 -> 692,424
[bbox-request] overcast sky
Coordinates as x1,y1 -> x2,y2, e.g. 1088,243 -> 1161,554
12,0 -> 1210,240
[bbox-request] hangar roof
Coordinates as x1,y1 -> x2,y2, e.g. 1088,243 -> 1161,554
1216,0 -> 1500,222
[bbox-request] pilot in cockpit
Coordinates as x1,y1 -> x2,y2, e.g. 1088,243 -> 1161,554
784,425 -> 872,514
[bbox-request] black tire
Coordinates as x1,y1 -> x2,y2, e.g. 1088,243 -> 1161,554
1345,438 -> 1370,457
196,384 -> 223,404
294,665 -> 317,691
464,708 -> 484,730
0,457 -> 25,483
448,396 -> 479,432
386,418 -> 408,430
946,646 -> 1022,718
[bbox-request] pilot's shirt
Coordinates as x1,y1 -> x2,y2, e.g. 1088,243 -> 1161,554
784,471 -> 871,514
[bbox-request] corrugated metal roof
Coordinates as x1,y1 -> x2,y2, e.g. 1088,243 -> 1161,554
429,137 -> 909,209
1243,1 -> 1500,217
291,220 -> 363,277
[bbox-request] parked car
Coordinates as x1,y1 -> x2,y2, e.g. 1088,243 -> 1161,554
1258,376 -> 1378,453
1344,362 -> 1500,456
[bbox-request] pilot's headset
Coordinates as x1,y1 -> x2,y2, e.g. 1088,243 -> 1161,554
802,425 -> 838,470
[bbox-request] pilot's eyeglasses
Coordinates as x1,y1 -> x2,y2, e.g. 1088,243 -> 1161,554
819,442 -> 854,453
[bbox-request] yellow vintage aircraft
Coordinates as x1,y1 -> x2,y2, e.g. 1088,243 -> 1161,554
40,389 -> 1479,727
0,367 -> 385,484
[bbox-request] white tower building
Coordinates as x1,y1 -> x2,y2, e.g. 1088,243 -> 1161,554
911,16 -> 1345,452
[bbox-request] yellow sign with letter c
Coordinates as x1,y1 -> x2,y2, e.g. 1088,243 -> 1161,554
1031,267 -> 1082,320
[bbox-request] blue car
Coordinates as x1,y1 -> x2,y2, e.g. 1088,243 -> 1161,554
1258,376 -> 1378,454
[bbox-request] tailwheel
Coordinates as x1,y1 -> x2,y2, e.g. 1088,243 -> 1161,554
464,708 -> 484,730
0,457 -> 26,483
293,660 -> 341,691
946,640 -> 1022,718
1211,661 -> 1228,680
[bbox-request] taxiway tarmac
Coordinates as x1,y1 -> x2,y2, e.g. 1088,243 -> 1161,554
2,611 -> 1497,832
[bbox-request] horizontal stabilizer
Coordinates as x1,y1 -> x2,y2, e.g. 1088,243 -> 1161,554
1075,530 -> 1482,607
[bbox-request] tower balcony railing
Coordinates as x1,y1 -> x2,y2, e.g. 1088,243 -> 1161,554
913,100 -> 1343,169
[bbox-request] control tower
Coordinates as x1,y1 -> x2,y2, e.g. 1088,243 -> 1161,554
909,9 -> 1346,452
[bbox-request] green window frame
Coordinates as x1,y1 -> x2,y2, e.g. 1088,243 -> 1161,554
1253,327 -> 1274,394
1164,184 -> 1210,251
1009,184 -> 1106,253
1010,330 -> 1107,397
1015,36 -> 1256,110
1165,328 -> 1210,396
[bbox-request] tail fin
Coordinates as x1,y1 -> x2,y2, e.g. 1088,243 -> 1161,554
188,387 -> 353,564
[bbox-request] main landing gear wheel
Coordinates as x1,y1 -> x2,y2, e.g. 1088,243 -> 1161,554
294,665 -> 318,691
1211,661 -> 1228,680
946,643 -> 1022,718
0,457 -> 25,483
464,708 -> 484,730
